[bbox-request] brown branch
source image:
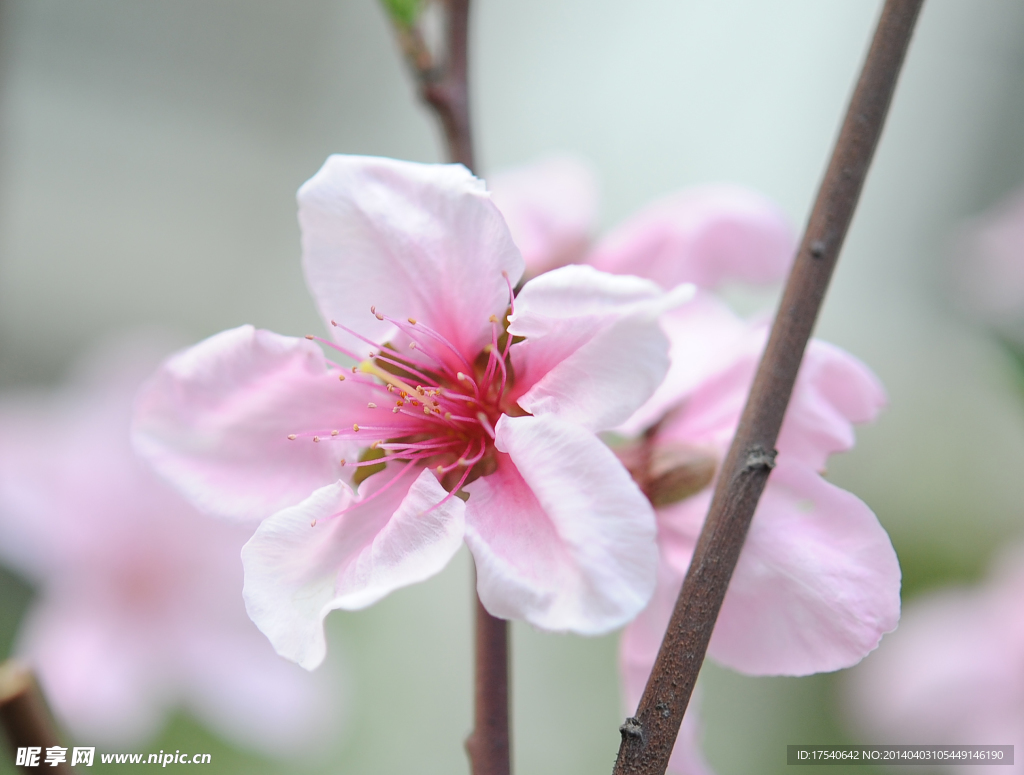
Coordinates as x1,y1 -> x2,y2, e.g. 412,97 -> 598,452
0,660 -> 71,773
390,0 -> 475,168
385,3 -> 510,775
612,2 -> 924,773
464,594 -> 510,775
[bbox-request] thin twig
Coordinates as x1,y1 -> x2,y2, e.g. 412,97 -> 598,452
383,3 -> 510,775
390,0 -> 475,169
612,2 -> 924,773
0,660 -> 71,773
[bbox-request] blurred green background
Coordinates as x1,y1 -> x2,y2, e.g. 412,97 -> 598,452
2,0 -> 1024,772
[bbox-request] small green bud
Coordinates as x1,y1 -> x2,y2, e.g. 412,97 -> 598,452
380,0 -> 422,29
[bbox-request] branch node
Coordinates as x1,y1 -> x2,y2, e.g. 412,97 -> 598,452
743,445 -> 777,472
619,717 -> 644,740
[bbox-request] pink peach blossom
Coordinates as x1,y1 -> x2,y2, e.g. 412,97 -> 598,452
846,548 -> 1024,771
488,155 -> 797,290
615,306 -> 898,774
134,155 -> 693,670
492,156 -> 899,772
0,337 -> 337,752
620,315 -> 899,677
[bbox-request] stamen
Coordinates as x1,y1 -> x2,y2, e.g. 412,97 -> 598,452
287,434 -> 297,440
368,402 -> 377,409
476,412 -> 496,439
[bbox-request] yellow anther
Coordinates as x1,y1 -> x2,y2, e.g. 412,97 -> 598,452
375,313 -> 384,321
287,434 -> 297,440
423,406 -> 431,415
407,317 -> 417,324
340,458 -> 346,466
488,314 -> 498,323
313,436 -> 320,442
445,412 -> 452,420
305,334 -> 314,340
311,519 -> 317,527
367,402 -> 377,409
436,465 -> 444,473
353,424 -> 360,432
371,440 -> 381,449
331,430 -> 339,436
457,372 -> 468,381
416,386 -> 425,395
392,407 -> 400,413
338,374 -> 346,381
358,360 -> 418,396
396,400 -> 405,407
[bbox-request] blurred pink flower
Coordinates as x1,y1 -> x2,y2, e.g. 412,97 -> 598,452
492,156 -> 900,772
845,548 -> 1024,770
134,155 -> 693,670
488,154 -> 796,288
951,187 -> 1024,327
0,337 -> 337,752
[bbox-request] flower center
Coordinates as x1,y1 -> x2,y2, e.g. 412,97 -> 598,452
292,274 -> 520,498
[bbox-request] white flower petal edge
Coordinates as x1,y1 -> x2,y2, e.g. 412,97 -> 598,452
509,264 -> 695,431
464,414 -> 658,634
242,468 -> 466,670
299,155 -> 525,360
132,325 -> 365,523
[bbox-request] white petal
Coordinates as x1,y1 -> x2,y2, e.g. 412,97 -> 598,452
508,264 -> 693,431
299,155 -> 524,362
132,325 -> 368,522
242,468 -> 465,670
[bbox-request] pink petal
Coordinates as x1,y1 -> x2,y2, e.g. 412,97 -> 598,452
618,291 -> 752,435
242,467 -> 465,670
587,184 -> 796,290
298,155 -> 525,363
132,325 -> 374,523
180,629 -> 339,755
707,461 -> 901,675
463,414 -> 657,634
656,334 -> 885,472
19,602 -> 166,746
508,264 -> 693,431
776,340 -> 887,469
488,155 -> 599,276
